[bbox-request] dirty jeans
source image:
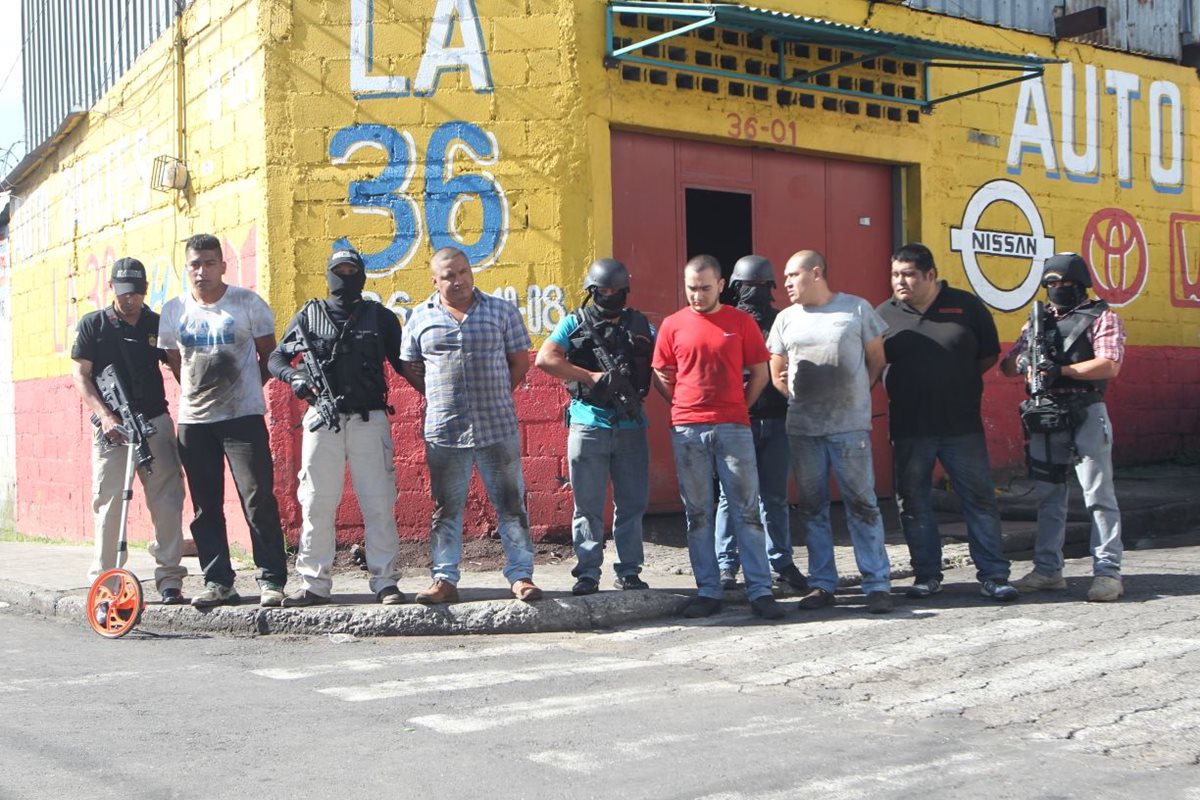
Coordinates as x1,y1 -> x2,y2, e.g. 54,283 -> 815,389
790,430 -> 891,594
177,414 -> 288,590
296,408 -> 402,596
715,416 -> 793,575
425,435 -> 535,585
88,412 -> 187,592
568,424 -> 648,582
671,423 -> 773,601
1028,402 -> 1122,578
893,432 -> 1010,584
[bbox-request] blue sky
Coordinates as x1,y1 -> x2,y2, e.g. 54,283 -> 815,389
1,0 -> 25,179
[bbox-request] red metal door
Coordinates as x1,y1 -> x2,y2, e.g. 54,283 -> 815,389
611,130 -> 895,511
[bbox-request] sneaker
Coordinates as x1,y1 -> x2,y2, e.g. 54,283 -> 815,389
377,586 -> 406,605
750,595 -> 785,620
682,596 -> 722,618
282,588 -> 330,608
259,584 -> 285,607
775,564 -> 809,592
572,577 -> 599,596
719,569 -> 738,590
980,580 -> 1019,602
1011,571 -> 1068,593
613,574 -> 650,591
905,578 -> 942,599
797,588 -> 836,610
191,582 -> 239,609
866,590 -> 894,614
1087,575 -> 1124,602
415,579 -> 460,605
511,579 -> 543,602
160,588 -> 185,605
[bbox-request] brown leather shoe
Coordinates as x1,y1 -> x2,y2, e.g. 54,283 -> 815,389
415,579 -> 460,605
511,579 -> 543,602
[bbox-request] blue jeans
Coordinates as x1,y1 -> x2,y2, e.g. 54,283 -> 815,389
425,435 -> 534,585
715,417 -> 793,574
568,424 -> 648,581
671,423 -> 773,601
893,433 -> 1010,584
790,430 -> 890,594
1028,402 -> 1122,578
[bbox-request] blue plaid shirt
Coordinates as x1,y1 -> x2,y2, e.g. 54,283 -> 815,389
401,289 -> 532,448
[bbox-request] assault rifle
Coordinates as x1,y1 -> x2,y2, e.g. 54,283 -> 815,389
588,330 -> 642,421
280,309 -> 341,433
1019,300 -> 1077,436
91,363 -> 156,471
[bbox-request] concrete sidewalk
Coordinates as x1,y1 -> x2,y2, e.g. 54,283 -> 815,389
2,461 -> 1198,637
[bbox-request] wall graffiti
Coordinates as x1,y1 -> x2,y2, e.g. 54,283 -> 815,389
370,282 -> 567,335
330,121 -> 508,273
1080,208 -> 1148,307
1007,63 -> 1185,194
1169,213 -> 1200,308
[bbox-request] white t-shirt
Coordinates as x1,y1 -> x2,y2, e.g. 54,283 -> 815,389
158,285 -> 275,424
767,292 -> 886,437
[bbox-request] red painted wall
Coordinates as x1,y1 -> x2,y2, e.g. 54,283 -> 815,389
14,346 -> 1198,548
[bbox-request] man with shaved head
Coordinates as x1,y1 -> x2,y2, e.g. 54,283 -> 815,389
652,255 -> 784,621
768,250 -> 893,614
400,247 -> 542,603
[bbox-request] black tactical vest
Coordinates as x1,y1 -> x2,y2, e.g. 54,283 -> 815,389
1048,300 -> 1108,402
301,300 -> 390,412
566,305 -> 653,407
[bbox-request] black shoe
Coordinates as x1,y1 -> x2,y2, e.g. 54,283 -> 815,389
750,595 -> 785,620
613,574 -> 650,590
160,588 -> 184,605
281,588 -> 330,608
866,590 -> 894,614
572,577 -> 599,596
797,588 -> 836,610
682,596 -> 722,618
377,586 -> 406,605
719,569 -> 738,590
775,564 -> 809,592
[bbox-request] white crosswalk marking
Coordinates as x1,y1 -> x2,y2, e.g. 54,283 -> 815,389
318,657 -> 650,702
408,681 -> 737,734
251,641 -> 549,681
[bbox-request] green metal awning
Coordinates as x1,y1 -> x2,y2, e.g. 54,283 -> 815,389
606,2 -> 1062,111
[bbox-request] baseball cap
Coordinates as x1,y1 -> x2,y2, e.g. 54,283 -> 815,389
111,257 -> 149,295
328,248 -> 365,271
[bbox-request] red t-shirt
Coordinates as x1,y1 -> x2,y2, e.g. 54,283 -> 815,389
652,304 -> 770,426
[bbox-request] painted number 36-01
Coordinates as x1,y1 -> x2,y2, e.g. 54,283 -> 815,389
330,120 -> 508,274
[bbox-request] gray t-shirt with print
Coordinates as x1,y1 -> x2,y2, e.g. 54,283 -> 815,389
767,292 -> 886,436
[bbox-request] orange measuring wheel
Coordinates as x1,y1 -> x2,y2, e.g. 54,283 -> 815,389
86,569 -> 144,638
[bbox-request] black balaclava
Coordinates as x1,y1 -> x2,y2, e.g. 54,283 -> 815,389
1047,284 -> 1087,310
1042,253 -> 1091,311
590,287 -> 628,316
734,282 -> 774,322
327,249 -> 367,320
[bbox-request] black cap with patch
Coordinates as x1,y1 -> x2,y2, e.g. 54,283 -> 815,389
111,257 -> 148,295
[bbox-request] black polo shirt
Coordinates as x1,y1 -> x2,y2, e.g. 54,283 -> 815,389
71,305 -> 169,419
876,282 -> 1000,438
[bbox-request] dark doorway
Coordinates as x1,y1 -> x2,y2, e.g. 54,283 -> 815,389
685,188 -> 752,303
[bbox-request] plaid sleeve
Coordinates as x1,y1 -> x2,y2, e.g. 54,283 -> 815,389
1090,309 -> 1126,363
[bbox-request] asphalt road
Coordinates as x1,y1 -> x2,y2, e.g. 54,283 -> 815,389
2,539 -> 1199,800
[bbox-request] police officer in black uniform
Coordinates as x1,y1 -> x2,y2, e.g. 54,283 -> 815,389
713,255 -> 807,592
536,258 -> 657,594
268,248 -> 408,606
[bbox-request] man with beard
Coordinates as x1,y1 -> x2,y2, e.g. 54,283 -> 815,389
1000,253 -> 1127,602
713,255 -> 806,594
536,258 -> 657,594
268,248 -> 408,606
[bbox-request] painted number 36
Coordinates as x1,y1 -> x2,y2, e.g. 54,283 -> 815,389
330,121 -> 509,274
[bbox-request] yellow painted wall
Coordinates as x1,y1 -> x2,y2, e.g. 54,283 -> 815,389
8,0 -> 269,380
580,0 -> 1199,346
265,0 -> 590,340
